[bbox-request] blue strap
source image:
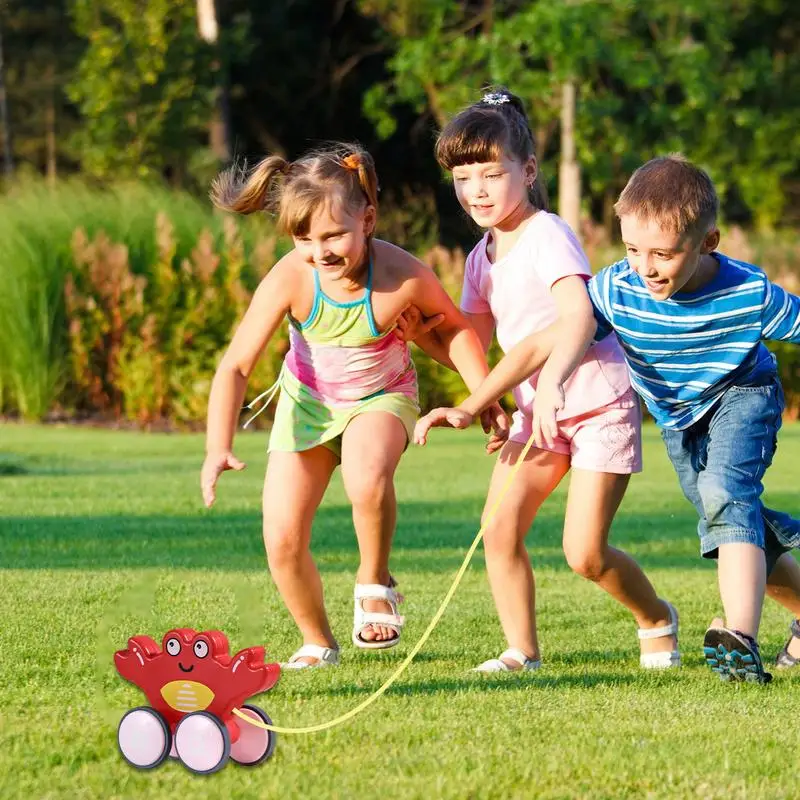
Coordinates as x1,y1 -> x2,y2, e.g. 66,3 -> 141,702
364,255 -> 379,336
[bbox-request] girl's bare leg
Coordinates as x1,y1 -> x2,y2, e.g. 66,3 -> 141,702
262,446 -> 339,665
481,441 -> 571,667
340,412 -> 409,642
562,469 -> 676,657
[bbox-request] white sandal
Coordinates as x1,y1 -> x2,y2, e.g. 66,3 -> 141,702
281,643 -> 339,670
638,600 -> 681,668
472,647 -> 541,673
352,583 -> 405,650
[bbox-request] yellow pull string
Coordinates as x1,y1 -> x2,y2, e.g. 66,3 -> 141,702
232,428 -> 537,734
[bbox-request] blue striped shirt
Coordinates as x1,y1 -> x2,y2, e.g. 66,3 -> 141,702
588,253 -> 800,430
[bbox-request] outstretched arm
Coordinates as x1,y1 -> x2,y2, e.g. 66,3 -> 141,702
202,260 -> 294,507
414,323 -> 560,445
405,266 -> 510,450
529,276 -> 597,446
403,307 -> 495,372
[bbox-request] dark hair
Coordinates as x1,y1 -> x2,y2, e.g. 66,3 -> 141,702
435,87 -> 548,210
615,154 -> 718,238
210,142 -> 379,236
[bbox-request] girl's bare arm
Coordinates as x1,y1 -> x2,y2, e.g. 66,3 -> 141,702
202,260 -> 297,505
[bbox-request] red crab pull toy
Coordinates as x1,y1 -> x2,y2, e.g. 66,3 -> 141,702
114,628 -> 281,774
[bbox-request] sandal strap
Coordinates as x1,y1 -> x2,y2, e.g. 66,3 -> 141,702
354,583 -> 403,604
640,649 -> 682,668
355,611 -> 404,629
791,619 -> 800,639
473,649 -> 541,672
499,648 -> 539,669
473,658 -> 511,672
638,601 -> 678,640
287,644 -> 339,665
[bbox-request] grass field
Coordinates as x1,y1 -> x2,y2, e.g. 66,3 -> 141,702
1,423 -> 799,799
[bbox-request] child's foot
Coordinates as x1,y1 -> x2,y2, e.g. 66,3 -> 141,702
472,647 -> 541,673
282,643 -> 340,670
352,581 -> 405,649
703,624 -> 772,684
638,599 -> 681,668
776,619 -> 800,668
358,593 -> 398,642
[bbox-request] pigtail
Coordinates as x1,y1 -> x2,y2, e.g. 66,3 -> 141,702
342,149 -> 379,210
210,155 -> 290,215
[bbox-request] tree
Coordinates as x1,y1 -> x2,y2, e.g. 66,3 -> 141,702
0,17 -> 12,179
361,0 -> 800,232
1,0 -> 83,181
68,0 -> 214,181
196,0 -> 231,162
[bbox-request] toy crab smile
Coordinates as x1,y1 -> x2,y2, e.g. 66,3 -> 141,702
114,628 -> 281,774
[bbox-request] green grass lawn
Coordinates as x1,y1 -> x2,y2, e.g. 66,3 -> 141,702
1,423 -> 799,799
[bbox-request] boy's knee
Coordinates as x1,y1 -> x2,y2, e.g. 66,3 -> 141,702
697,473 -> 748,526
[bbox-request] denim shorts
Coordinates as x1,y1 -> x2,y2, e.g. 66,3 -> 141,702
661,374 -> 800,573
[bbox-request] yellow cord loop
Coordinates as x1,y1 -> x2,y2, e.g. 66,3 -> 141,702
233,429 -> 536,734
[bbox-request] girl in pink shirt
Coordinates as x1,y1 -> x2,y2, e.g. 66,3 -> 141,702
415,89 -> 680,672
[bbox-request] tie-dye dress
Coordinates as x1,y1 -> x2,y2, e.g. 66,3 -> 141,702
264,261 -> 419,458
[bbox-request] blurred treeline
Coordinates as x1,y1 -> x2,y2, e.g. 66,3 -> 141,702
1,1 -> 798,424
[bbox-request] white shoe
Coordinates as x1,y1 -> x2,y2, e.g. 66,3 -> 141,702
472,647 -> 541,673
352,583 -> 405,650
281,643 -> 339,670
638,600 -> 681,668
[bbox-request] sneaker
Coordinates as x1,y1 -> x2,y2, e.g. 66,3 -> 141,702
776,619 -> 800,669
702,626 -> 772,684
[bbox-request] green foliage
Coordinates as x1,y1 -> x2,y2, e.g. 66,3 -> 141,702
2,183 -> 800,424
1,1 -> 83,175
63,216 -> 282,425
68,0 -> 214,179
0,180 -> 284,423
362,0 -> 800,229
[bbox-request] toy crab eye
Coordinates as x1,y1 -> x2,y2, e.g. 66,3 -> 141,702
194,640 -> 209,658
166,638 -> 181,656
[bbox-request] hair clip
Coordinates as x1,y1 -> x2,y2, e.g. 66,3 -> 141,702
343,154 -> 361,171
481,92 -> 510,106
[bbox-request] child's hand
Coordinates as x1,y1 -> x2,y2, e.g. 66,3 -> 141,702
413,406 -> 474,445
532,380 -> 564,449
479,402 -> 509,454
394,304 -> 445,343
201,451 -> 246,508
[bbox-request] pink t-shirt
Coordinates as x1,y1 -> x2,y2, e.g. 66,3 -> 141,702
460,211 -> 631,421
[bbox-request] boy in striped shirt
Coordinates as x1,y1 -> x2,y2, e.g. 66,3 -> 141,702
415,155 -> 800,683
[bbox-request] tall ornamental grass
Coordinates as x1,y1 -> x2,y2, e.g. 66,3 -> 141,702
0,180 -> 283,422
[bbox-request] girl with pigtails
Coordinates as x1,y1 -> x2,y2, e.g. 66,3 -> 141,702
201,143 -> 505,668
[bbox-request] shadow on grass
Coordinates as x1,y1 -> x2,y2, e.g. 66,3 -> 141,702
8,494 -> 799,571
311,671 -> 640,699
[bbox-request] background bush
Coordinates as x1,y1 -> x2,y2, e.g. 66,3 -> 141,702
2,182 -> 799,425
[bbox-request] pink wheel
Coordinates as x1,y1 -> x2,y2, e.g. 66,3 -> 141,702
174,711 -> 230,774
117,707 -> 171,769
230,704 -> 277,766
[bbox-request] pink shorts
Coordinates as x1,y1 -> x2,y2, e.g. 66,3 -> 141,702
509,386 -> 643,474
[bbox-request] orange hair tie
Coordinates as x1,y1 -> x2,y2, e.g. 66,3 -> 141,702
342,154 -> 361,171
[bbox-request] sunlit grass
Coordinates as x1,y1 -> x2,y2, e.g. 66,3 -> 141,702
1,423 -> 799,798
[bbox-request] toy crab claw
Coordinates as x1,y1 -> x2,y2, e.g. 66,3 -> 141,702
114,629 -> 281,774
